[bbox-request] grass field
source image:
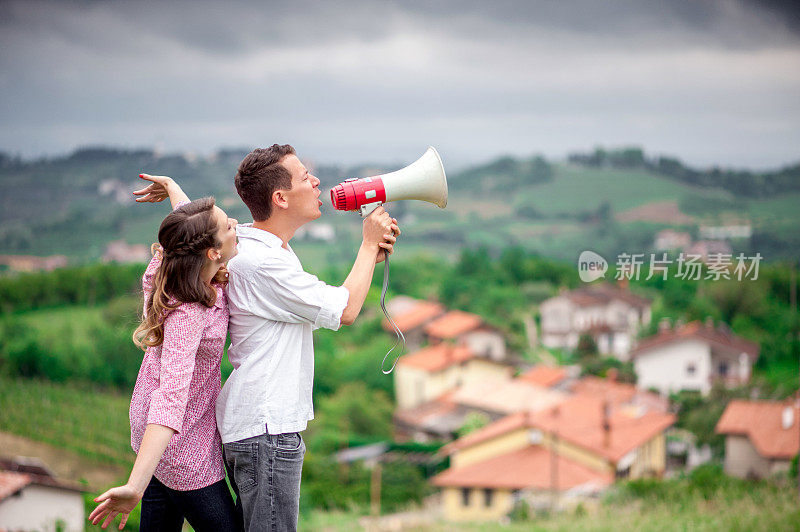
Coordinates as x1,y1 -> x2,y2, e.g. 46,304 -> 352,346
2,372 -> 799,531
299,468 -> 800,532
0,376 -> 134,467
511,164 -> 727,217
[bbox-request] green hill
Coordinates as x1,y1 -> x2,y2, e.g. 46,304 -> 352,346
1,147 -> 798,268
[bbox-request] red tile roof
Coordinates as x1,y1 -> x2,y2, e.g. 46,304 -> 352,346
444,394 -> 675,463
451,378 -> 565,415
0,459 -> 87,495
397,343 -> 474,372
394,393 -> 458,427
716,400 -> 800,459
424,310 -> 483,339
0,471 -> 30,501
383,300 -> 446,333
519,365 -> 569,388
432,445 -> 613,491
441,411 -> 529,456
632,321 -> 759,360
562,283 -> 651,310
570,376 -> 637,404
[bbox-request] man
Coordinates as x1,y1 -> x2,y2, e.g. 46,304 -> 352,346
216,144 -> 398,531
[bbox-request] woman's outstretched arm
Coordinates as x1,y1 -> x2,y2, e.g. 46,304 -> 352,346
133,174 -> 189,209
88,423 -> 175,530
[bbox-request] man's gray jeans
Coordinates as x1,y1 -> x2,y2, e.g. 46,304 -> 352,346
223,431 -> 305,532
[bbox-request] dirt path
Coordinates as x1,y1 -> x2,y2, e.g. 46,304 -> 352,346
0,431 -> 127,491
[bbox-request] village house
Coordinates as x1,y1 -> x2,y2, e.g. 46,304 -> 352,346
424,309 -> 507,362
431,393 -> 675,522
449,378 -> 567,419
654,229 -> 691,252
632,320 -> 759,396
716,399 -> 800,479
102,239 -> 151,263
698,224 -> 752,241
393,343 -> 513,410
683,240 -> 732,263
0,254 -> 68,272
383,296 -> 446,351
394,370 -> 567,443
0,457 -> 86,532
393,365 -> 667,444
539,283 -> 651,361
393,391 -> 465,442
517,364 -> 576,390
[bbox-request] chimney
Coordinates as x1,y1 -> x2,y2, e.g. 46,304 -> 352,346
445,343 -> 454,364
782,406 -> 795,430
704,316 -> 714,328
617,278 -> 629,292
607,368 -> 618,383
602,401 -> 611,448
525,409 -> 535,426
658,318 -> 671,332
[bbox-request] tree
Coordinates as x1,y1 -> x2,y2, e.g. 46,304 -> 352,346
309,382 -> 393,453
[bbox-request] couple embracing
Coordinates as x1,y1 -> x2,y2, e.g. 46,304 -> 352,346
89,145 -> 400,531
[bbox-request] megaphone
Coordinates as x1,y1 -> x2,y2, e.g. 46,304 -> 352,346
330,146 -> 447,217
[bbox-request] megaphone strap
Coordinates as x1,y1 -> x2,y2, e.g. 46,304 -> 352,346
379,254 -> 406,374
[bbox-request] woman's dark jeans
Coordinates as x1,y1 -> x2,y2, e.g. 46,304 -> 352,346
139,476 -> 240,532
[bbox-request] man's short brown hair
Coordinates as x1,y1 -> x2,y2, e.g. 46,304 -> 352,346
235,144 -> 296,221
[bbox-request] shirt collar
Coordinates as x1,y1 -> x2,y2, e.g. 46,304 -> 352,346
236,223 -> 285,249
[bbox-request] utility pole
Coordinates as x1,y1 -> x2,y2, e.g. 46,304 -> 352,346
371,462 -> 382,517
550,429 -> 559,513
792,260 -> 799,500
550,406 -> 559,513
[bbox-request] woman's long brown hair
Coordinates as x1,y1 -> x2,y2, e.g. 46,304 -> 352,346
133,197 -> 224,350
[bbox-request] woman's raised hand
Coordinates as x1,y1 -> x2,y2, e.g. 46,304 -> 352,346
133,174 -> 174,203
88,484 -> 141,530
134,174 -> 190,209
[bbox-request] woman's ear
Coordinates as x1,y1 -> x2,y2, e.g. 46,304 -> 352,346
207,248 -> 222,262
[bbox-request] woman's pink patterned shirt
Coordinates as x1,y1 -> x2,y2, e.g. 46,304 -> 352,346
129,249 -> 228,491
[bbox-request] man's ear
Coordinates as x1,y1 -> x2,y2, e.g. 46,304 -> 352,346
273,189 -> 290,211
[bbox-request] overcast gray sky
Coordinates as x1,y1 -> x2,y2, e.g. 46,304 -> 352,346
1,0 -> 798,169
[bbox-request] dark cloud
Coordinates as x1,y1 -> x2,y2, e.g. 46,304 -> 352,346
0,0 -> 797,168
747,0 -> 800,35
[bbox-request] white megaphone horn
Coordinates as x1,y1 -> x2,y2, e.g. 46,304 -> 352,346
330,146 -> 447,217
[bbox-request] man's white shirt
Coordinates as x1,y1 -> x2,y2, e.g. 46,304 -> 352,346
216,224 -> 349,443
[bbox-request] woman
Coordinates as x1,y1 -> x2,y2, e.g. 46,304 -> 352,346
89,174 -> 240,531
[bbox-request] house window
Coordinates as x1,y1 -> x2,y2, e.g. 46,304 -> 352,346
615,466 -> 631,480
718,362 -> 729,376
484,488 -> 494,507
686,362 -> 696,376
461,488 -> 470,506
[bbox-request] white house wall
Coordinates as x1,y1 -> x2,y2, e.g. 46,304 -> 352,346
634,339 -> 712,395
724,435 -> 771,479
395,365 -> 430,409
612,333 -> 632,361
540,297 -> 573,335
0,485 -> 84,532
463,330 -> 506,361
541,294 -> 648,361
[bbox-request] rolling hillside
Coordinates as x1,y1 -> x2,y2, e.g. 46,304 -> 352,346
1,147 -> 798,272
